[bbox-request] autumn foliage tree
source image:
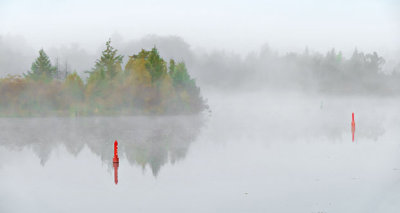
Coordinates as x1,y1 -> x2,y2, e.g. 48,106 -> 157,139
0,39 -> 207,116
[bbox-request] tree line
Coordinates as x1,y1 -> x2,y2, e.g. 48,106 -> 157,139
194,46 -> 400,94
0,39 -> 207,116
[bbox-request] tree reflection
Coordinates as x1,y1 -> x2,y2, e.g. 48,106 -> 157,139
0,115 -> 204,176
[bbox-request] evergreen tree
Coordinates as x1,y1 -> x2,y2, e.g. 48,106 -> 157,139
86,39 -> 123,108
25,49 -> 56,81
169,59 -> 176,75
92,39 -> 123,80
171,62 -> 194,88
147,47 -> 167,83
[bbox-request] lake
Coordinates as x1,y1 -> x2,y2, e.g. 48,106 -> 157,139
0,91 -> 399,213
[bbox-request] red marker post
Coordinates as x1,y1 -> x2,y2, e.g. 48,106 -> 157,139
113,140 -> 119,163
113,140 -> 119,184
351,113 -> 356,142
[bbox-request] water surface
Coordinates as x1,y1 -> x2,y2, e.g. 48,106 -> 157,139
1,92 -> 399,213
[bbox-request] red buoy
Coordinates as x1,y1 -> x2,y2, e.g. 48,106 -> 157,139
113,140 -> 119,163
351,113 -> 356,142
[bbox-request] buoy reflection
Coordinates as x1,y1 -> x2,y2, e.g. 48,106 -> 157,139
113,162 -> 119,185
351,112 -> 356,142
113,140 -> 119,185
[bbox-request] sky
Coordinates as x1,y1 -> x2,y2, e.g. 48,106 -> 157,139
0,0 -> 399,57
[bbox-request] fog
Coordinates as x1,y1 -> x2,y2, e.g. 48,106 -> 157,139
1,0 -> 399,54
1,92 -> 400,212
1,0 -> 400,212
1,34 -> 399,94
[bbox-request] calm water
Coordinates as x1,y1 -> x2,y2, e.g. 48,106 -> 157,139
0,91 -> 399,213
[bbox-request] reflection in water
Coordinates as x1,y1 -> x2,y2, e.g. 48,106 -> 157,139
113,162 -> 119,184
0,115 -> 205,177
352,112 -> 356,142
113,141 -> 119,184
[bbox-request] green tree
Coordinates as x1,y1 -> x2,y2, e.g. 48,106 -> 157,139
147,47 -> 167,83
168,59 -> 176,75
86,39 -> 123,111
171,62 -> 194,88
91,39 -> 123,80
25,49 -> 56,81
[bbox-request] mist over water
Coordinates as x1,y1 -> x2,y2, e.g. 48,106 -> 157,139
1,89 -> 400,212
0,115 -> 204,175
1,0 -> 400,212
1,34 -> 400,212
1,34 -> 400,211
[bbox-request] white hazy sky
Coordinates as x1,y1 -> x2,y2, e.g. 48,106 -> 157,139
0,0 -> 399,56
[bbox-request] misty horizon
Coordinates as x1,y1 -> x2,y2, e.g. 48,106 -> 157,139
1,1 -> 400,212
1,34 -> 399,97
1,0 -> 399,55
1,34 -> 399,77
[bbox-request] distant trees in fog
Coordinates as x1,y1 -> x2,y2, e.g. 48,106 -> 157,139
282,48 -> 400,94
0,39 -> 207,116
193,46 -> 400,94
